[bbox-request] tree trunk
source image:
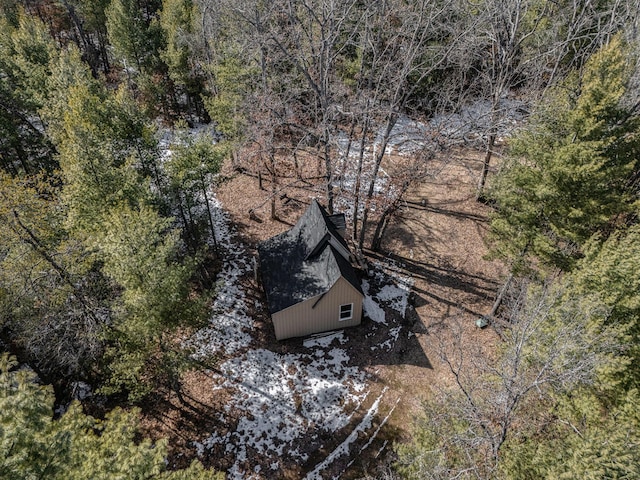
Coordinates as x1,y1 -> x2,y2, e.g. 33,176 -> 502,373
176,191 -> 195,251
477,133 -> 496,200
371,207 -> 393,252
357,114 -> 397,251
489,273 -> 512,318
269,153 -> 277,220
10,209 -> 97,322
200,175 -> 218,250
352,116 -> 370,243
184,192 -> 198,243
323,126 -> 334,214
371,185 -> 406,252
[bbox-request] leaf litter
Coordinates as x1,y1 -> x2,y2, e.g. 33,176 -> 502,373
186,192 -> 412,478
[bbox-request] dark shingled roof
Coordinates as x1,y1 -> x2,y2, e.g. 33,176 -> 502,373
258,199 -> 363,314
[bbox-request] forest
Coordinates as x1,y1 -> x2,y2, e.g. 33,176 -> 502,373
1,0 -> 639,478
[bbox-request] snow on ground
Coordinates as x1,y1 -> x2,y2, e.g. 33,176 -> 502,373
304,388 -> 388,480
332,97 -> 525,218
431,97 -> 526,145
377,278 -> 412,318
157,122 -> 220,162
362,279 -> 387,325
181,184 -> 413,477
200,341 -> 369,477
337,395 -> 401,479
185,196 -> 256,357
364,263 -> 414,353
365,263 -> 413,322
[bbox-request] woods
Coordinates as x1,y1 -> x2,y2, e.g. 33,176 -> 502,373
396,33 -> 640,480
1,0 -> 640,477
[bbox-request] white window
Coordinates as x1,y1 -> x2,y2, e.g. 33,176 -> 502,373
339,303 -> 353,321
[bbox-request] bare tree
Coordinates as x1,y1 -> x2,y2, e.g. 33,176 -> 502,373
470,0 -> 638,199
397,281 -> 620,479
341,0 -> 476,251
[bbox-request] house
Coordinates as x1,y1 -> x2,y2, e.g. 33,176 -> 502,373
258,199 -> 364,340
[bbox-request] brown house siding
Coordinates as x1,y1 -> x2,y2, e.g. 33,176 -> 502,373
272,277 -> 363,340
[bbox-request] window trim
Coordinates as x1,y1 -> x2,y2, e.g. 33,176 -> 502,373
339,303 -> 354,322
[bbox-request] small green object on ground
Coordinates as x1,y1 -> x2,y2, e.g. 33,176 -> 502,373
476,316 -> 489,328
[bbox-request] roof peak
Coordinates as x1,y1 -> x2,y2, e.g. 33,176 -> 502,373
258,199 -> 361,314
297,199 -> 350,261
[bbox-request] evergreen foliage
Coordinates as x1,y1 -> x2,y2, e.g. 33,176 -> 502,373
0,12 -> 206,400
106,0 -> 160,72
159,0 -> 207,116
0,354 -> 221,479
165,124 -> 226,248
0,11 -> 56,174
489,35 -> 640,272
500,389 -> 640,479
572,225 -> 640,391
96,203 -> 203,400
203,53 -> 254,141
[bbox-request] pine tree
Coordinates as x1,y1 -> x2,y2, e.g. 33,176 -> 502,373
159,0 -> 206,116
203,53 -> 253,142
0,11 -> 56,174
41,40 -> 204,399
489,35 -> 640,272
165,125 -> 226,249
571,225 -> 640,390
0,353 -> 222,479
106,0 -> 157,71
500,388 -> 640,480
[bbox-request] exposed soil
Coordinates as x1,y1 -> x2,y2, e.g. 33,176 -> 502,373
139,148 -> 507,477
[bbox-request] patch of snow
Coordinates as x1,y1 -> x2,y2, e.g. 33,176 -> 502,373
375,115 -> 433,155
431,97 -> 526,145
193,441 -> 204,457
185,196 -> 256,358
304,388 -> 388,480
377,283 -> 410,318
71,381 -> 92,401
375,440 -> 389,458
372,326 -> 402,352
202,343 -> 368,478
362,279 -> 387,325
369,263 -> 414,317
157,123 -> 219,161
340,397 -> 400,476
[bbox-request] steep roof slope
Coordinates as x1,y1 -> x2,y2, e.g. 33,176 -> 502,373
258,200 -> 362,314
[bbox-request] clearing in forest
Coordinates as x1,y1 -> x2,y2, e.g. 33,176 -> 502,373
140,147 -> 506,479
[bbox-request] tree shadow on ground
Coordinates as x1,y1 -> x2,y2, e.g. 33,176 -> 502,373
302,389 -> 405,480
403,198 -> 489,223
139,379 -> 231,471
365,249 -> 499,318
366,248 -> 496,296
340,311 -> 433,371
